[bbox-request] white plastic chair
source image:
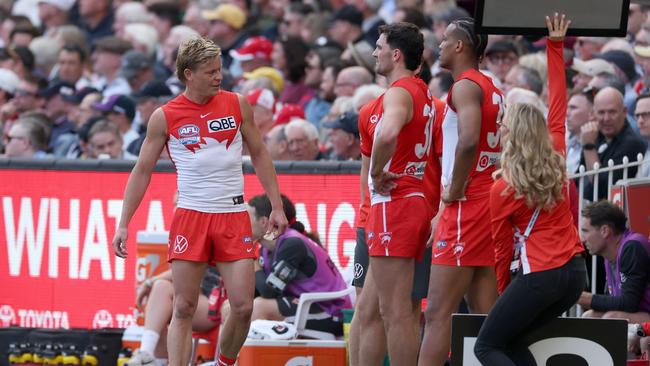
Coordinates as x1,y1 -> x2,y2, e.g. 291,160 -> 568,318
291,286 -> 355,340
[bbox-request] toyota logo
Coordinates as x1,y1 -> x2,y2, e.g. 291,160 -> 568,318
0,305 -> 16,327
173,235 -> 189,254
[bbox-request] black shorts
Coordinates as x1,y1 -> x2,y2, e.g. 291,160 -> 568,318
352,227 -> 431,299
276,296 -> 343,336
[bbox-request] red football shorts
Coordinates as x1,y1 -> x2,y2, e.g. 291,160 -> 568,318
432,196 -> 494,266
168,208 -> 255,264
366,196 -> 430,260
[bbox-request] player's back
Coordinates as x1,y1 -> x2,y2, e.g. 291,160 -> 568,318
162,91 -> 246,213
441,69 -> 503,199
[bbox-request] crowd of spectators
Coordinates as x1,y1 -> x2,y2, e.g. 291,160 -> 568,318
0,0 -> 648,181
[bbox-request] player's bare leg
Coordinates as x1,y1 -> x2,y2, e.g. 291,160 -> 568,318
167,260 -> 207,366
465,266 -> 497,314
215,259 -> 255,359
371,257 -> 417,365
357,266 -> 388,366
418,265 -> 474,366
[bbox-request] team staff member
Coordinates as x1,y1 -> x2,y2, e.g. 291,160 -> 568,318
360,22 -> 432,365
419,17 -> 501,365
112,37 -> 287,366
579,200 -> 650,324
229,194 -> 352,335
473,14 -> 587,365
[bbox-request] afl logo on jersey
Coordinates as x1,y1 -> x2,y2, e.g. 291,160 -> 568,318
207,116 -> 237,132
178,124 -> 200,145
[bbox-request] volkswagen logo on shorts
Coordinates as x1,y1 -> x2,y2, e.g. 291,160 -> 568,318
174,235 -> 189,254
0,305 -> 16,327
92,309 -> 113,328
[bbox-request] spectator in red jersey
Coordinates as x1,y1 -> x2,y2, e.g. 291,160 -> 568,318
473,15 -> 587,366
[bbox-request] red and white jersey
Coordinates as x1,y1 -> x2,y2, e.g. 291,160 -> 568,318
359,76 -> 434,205
162,91 -> 246,213
441,69 -> 504,199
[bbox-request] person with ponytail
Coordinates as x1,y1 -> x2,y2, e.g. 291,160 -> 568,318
473,14 -> 587,365
241,193 -> 351,336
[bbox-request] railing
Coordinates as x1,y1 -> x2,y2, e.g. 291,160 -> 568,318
570,153 -> 648,316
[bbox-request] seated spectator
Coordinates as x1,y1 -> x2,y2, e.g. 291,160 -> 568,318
123,23 -> 159,60
351,84 -> 384,111
161,25 -> 199,78
112,1 -> 152,38
0,68 -> 20,106
92,94 -> 139,149
503,64 -> 543,97
75,0 -> 114,46
53,87 -> 102,157
595,50 -> 639,113
273,104 -> 304,126
635,94 -> 650,177
220,194 -> 351,337
571,58 -> 615,91
120,50 -> 154,94
9,23 -> 41,49
86,120 -> 136,159
125,266 -> 222,366
272,36 -> 312,106
37,0 -> 75,34
578,201 -> 650,325
334,66 -> 372,98
230,36 -> 273,74
242,66 -> 284,96
328,4 -> 368,50
127,80 -> 173,156
285,118 -> 323,160
53,43 -> 91,90
39,80 -> 77,149
202,3 -> 248,70
566,89 -> 594,174
580,87 -> 647,200
91,36 -> 133,97
484,39 -> 519,84
182,2 -> 209,38
3,118 -> 50,158
323,111 -> 360,161
429,71 -> 453,101
264,124 -> 291,161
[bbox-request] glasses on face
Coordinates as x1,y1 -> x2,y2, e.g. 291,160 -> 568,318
487,54 -> 516,64
14,89 -> 37,97
288,137 -> 308,147
5,134 -> 27,143
634,111 -> 650,121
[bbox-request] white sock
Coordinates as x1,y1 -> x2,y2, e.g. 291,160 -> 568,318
139,329 -> 160,356
154,358 -> 167,366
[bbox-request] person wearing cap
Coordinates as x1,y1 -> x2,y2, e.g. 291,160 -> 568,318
87,120 -> 137,160
571,57 -> 616,91
203,3 -> 249,70
242,66 -> 284,95
346,0 -> 385,47
230,36 -> 273,74
485,39 -> 519,83
37,0 -> 75,34
92,94 -> 139,150
328,5 -> 367,50
273,103 -> 305,126
55,44 -> 91,90
91,36 -> 134,97
595,50 -> 640,115
324,111 -> 360,160
127,81 -> 174,156
39,80 -> 77,149
120,50 -> 154,95
0,68 -> 20,106
246,88 -> 276,136
75,0 -> 115,46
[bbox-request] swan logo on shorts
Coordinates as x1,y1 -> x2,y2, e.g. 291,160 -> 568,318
178,124 -> 200,145
173,235 -> 189,254
379,232 -> 392,245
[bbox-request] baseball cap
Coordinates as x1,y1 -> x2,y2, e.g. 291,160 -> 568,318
347,41 -> 374,73
119,50 -> 152,79
571,58 -> 615,77
0,69 -> 20,94
37,0 -> 75,11
273,104 -> 305,125
246,88 -> 276,113
39,80 -> 76,99
202,4 -> 247,30
485,40 -> 518,56
323,111 -> 359,138
230,36 -> 273,61
132,80 -> 173,101
63,86 -> 100,104
243,67 -> 285,94
94,36 -> 133,55
635,45 -> 650,58
92,94 -> 136,121
331,5 -> 363,26
595,50 -> 637,82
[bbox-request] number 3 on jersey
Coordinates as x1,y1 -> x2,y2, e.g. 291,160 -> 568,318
415,103 -> 434,159
487,92 -> 504,148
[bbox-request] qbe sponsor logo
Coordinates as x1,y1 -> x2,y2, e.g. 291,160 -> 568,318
207,116 -> 237,133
